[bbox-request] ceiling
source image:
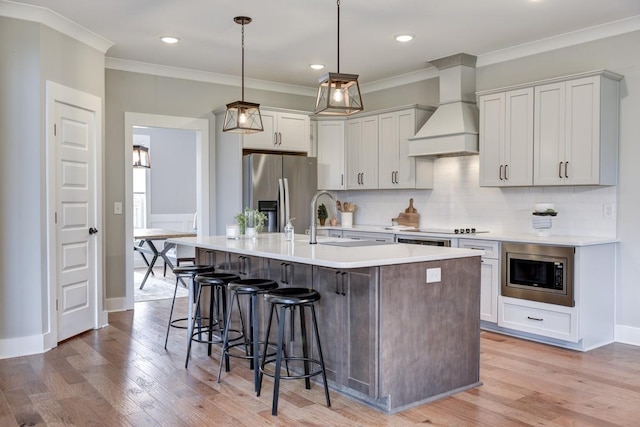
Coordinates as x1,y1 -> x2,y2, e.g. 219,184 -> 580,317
8,0 -> 640,89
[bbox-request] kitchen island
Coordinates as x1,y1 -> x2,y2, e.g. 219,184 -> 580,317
169,233 -> 482,413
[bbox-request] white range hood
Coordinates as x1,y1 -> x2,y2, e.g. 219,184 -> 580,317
408,53 -> 479,157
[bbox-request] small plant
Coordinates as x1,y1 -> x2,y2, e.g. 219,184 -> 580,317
234,207 -> 267,234
317,203 -> 328,226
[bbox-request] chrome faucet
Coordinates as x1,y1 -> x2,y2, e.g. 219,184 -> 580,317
309,190 -> 335,244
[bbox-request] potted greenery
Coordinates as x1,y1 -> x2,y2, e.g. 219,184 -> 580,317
317,203 -> 328,226
234,207 -> 267,235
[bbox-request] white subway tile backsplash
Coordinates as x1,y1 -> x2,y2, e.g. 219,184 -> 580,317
338,156 -> 616,237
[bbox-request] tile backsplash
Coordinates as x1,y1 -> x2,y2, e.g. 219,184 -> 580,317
335,156 -> 616,237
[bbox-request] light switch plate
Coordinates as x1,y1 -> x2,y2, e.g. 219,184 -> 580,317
114,202 -> 123,215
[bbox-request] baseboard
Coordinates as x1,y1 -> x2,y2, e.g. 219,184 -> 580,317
0,334 -> 49,359
615,324 -> 640,347
105,296 -> 128,312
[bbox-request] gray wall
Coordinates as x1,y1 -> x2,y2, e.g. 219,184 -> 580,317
0,17 -> 104,339
134,127 -> 198,214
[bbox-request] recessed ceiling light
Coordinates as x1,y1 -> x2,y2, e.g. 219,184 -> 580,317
160,36 -> 180,44
310,64 -> 325,70
395,34 -> 414,43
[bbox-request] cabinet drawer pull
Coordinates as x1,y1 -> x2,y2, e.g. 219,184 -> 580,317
527,316 -> 544,322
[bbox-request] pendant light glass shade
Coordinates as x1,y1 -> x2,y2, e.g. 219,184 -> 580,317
315,0 -> 363,115
133,145 -> 151,168
223,16 -> 263,134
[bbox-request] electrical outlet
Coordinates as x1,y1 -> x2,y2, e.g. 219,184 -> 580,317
603,203 -> 615,219
114,202 -> 123,215
426,268 -> 441,283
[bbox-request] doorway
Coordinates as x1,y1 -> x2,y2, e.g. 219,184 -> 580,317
124,113 -> 211,310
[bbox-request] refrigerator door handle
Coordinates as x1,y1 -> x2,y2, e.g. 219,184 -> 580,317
283,178 -> 291,225
278,178 -> 285,231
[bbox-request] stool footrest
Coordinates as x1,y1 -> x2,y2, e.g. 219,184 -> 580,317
260,356 -> 324,380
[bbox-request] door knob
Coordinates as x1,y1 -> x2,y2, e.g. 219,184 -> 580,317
89,227 -> 99,235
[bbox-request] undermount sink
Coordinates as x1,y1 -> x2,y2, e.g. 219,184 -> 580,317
319,240 -> 397,247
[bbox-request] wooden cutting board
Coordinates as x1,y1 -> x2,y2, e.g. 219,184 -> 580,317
394,212 -> 420,228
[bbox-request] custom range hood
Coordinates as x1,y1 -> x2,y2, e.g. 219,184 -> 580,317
408,53 -> 479,157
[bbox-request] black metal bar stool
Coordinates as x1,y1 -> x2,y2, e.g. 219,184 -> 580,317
164,264 -> 215,350
258,287 -> 330,416
218,278 -> 279,392
185,272 -> 240,368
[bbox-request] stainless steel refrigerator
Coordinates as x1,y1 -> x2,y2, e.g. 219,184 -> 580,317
243,153 -> 318,233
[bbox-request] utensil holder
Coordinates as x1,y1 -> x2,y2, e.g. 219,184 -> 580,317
341,212 -> 353,228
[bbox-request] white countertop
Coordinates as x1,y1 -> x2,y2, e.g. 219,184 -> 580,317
168,233 -> 482,269
320,225 -> 619,246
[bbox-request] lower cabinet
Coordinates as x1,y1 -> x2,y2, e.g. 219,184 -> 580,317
342,230 -> 395,242
226,253 -> 264,278
312,265 -> 378,397
498,296 -> 578,342
458,239 -> 500,323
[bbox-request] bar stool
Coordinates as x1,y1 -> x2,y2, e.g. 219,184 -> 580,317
217,278 -> 279,392
185,272 -> 240,368
164,265 -> 215,350
258,287 -> 330,416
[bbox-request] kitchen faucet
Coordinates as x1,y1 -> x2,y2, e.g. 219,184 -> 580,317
309,190 -> 335,244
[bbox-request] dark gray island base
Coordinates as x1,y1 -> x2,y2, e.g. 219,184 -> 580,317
193,243 -> 481,413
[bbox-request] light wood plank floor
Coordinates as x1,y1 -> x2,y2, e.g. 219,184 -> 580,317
2,298 -> 640,426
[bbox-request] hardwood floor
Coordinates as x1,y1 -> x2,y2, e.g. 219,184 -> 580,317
2,298 -> 640,426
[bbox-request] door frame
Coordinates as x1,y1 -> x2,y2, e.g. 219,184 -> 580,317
45,81 -> 107,350
124,113 -> 211,310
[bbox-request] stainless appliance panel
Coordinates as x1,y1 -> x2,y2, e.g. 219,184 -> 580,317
396,236 -> 451,247
243,153 -> 317,233
283,155 -> 317,233
501,242 -> 574,307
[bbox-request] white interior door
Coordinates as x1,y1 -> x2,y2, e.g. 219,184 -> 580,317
55,101 -> 98,341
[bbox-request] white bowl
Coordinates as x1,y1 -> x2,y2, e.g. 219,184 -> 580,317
534,203 -> 555,213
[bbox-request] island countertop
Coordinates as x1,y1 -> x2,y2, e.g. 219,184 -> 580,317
168,233 -> 482,269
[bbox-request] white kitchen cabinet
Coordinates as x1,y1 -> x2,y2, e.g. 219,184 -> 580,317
346,115 -> 378,189
342,230 -> 394,242
534,73 -> 620,186
316,120 -> 345,190
459,239 -> 500,323
479,88 -> 533,187
243,109 -> 310,153
378,107 -> 433,189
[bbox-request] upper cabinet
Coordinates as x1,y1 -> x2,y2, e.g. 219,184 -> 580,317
478,70 -> 621,187
346,115 -> 379,189
243,109 -> 310,153
378,107 -> 433,189
479,88 -> 534,186
534,75 -> 620,186
317,120 -> 345,190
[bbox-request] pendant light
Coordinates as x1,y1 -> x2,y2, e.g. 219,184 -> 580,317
132,145 -> 151,168
223,16 -> 263,134
315,0 -> 363,115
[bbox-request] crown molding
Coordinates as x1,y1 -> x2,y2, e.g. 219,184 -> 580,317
105,57 -> 317,97
477,15 -> 640,67
360,68 -> 440,93
0,0 -> 113,53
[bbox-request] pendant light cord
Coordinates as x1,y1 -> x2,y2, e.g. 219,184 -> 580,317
241,22 -> 245,101
337,0 -> 340,73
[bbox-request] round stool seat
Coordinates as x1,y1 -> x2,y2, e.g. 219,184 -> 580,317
195,272 -> 240,286
228,278 -> 278,293
173,265 -> 215,275
265,287 -> 320,305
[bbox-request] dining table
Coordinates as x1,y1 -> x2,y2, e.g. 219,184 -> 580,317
134,228 -> 197,289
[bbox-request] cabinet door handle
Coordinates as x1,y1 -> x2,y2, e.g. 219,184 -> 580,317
558,162 -> 563,179
278,132 -> 282,145
341,272 -> 347,296
499,165 -> 503,180
273,133 -> 277,146
527,316 -> 544,322
361,173 -> 364,185
341,173 -> 344,186
335,271 -> 341,294
281,262 -> 287,284
565,161 -> 569,178
391,171 -> 394,184
505,164 -> 509,180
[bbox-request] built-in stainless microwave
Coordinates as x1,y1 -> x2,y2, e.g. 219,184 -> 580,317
501,242 -> 574,307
